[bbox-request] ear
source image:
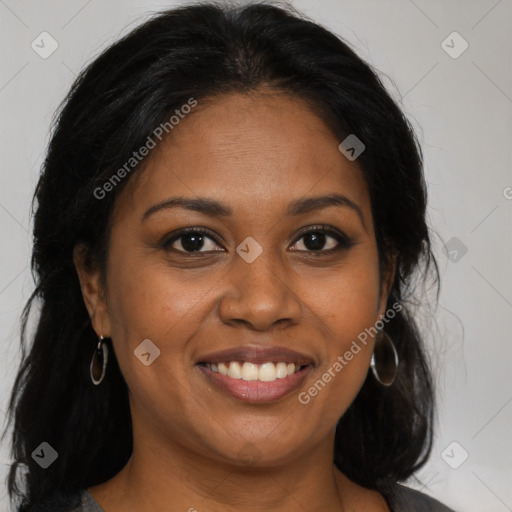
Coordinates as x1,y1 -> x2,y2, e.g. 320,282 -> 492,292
73,243 -> 111,338
377,248 -> 398,318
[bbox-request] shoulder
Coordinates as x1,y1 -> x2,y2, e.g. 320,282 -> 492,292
381,482 -> 456,512
16,489 -> 102,512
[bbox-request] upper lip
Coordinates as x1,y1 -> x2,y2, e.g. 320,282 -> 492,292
196,344 -> 316,366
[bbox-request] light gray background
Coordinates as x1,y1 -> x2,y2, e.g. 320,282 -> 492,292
1,1 -> 511,511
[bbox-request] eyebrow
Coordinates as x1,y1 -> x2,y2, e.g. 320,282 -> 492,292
142,193 -> 366,230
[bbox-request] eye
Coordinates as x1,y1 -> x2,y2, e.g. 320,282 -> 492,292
163,227 -> 223,254
290,225 -> 354,254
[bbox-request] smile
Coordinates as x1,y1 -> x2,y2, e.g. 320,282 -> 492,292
204,361 -> 304,381
197,361 -> 314,404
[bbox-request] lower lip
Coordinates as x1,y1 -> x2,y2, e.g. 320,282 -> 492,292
197,364 -> 313,404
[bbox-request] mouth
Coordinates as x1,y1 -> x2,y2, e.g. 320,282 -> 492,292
196,362 -> 314,404
195,345 -> 316,404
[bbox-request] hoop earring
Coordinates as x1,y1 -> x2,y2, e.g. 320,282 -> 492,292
90,335 -> 109,385
370,330 -> 399,387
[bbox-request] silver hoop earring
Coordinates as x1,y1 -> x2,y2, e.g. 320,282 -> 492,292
370,330 -> 399,387
90,335 -> 109,385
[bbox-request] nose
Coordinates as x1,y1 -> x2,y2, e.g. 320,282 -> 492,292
217,252 -> 302,332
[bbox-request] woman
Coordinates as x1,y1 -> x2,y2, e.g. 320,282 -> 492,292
4,2 -> 454,511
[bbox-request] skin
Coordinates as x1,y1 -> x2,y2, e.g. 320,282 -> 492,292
75,90 -> 395,512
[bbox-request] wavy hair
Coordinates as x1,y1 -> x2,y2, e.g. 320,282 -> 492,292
3,2 -> 439,510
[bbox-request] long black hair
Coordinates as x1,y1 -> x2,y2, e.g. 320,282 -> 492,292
3,2 -> 439,510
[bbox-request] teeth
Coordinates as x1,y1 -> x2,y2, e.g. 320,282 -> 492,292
204,361 -> 305,381
276,362 -> 288,379
259,362 -> 277,381
241,362 -> 259,381
227,361 -> 242,379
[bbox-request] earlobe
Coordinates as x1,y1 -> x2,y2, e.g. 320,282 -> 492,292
73,244 -> 111,337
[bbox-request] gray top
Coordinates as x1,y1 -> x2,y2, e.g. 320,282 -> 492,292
71,486 -> 455,512
77,491 -> 104,512
26,485 -> 455,511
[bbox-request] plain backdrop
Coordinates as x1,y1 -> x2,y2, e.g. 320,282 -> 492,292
1,1 -> 511,511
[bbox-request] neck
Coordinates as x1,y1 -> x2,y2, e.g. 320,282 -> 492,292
90,435 -> 349,511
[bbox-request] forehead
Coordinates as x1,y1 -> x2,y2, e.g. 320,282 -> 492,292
113,91 -> 371,225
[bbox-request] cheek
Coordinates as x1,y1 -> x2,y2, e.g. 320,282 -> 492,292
104,239 -> 228,398
106,257 -> 208,351
309,245 -> 382,347
103,249 -> 214,429
297,248 -> 382,421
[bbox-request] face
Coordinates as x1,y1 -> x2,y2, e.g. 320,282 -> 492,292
76,90 -> 395,468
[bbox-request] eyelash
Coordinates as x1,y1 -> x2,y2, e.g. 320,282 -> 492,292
162,225 -> 355,256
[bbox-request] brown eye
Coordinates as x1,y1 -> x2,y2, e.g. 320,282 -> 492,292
163,228 -> 224,254
291,225 -> 354,253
